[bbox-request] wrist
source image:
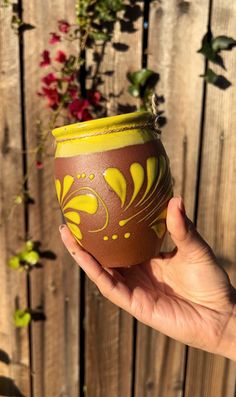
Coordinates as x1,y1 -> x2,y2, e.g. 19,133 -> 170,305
216,289 -> 236,361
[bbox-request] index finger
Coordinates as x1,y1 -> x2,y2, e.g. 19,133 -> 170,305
59,225 -> 132,309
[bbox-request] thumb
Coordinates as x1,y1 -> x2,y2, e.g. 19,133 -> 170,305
166,197 -> 212,260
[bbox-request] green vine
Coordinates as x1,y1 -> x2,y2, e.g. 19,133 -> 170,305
8,0 -> 137,327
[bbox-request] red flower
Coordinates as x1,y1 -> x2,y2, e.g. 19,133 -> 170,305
42,87 -> 59,109
88,90 -> 101,105
55,50 -> 67,63
49,32 -> 61,44
36,161 -> 44,169
81,109 -> 93,121
42,72 -> 57,86
68,85 -> 79,100
40,50 -> 51,67
68,99 -> 92,121
58,20 -> 70,33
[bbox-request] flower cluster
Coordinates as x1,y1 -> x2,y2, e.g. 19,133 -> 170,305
38,20 -> 102,122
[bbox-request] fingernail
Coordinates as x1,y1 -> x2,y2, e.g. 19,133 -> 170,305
178,197 -> 185,215
59,224 -> 66,232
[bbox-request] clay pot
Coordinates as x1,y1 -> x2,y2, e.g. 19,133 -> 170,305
52,111 -> 173,268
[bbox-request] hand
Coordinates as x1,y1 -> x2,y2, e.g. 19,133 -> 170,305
59,197 -> 236,360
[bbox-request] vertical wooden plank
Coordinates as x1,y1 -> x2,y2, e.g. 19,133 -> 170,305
185,0 -> 236,395
85,3 -> 144,396
135,1 -> 209,396
0,4 -> 31,396
22,1 -> 79,396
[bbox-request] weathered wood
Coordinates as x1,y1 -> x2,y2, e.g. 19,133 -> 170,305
185,0 -> 236,395
85,285 -> 134,397
0,5 -> 31,397
85,3 -> 144,396
22,1 -> 79,396
135,1 -> 210,396
1,1 -> 236,395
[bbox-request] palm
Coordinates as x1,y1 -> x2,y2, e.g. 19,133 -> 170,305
110,251 -> 233,350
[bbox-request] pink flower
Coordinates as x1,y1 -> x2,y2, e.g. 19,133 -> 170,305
58,20 -> 70,33
42,72 -> 57,86
88,90 -> 101,105
40,50 -> 51,67
68,99 -> 92,121
49,32 -> 61,44
55,50 -> 67,63
42,87 -> 59,109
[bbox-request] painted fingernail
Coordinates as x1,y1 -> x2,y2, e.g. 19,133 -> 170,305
178,197 -> 185,215
59,224 -> 66,232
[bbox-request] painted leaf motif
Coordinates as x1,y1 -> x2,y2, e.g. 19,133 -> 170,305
157,155 -> 166,184
103,168 -> 127,208
150,207 -> 167,226
138,157 -> 158,205
55,179 -> 61,203
126,162 -> 144,209
151,222 -> 166,239
67,222 -> 83,240
64,211 -> 81,224
63,194 -> 98,214
61,175 -> 74,204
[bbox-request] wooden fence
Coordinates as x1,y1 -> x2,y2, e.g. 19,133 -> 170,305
0,0 -> 235,396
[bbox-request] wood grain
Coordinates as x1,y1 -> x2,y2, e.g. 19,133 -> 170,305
185,0 -> 236,395
22,1 -> 79,396
0,5 -> 30,397
135,1 -> 210,396
84,2 -> 144,396
1,1 -> 236,396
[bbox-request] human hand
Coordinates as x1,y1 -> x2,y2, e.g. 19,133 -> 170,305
59,197 -> 236,360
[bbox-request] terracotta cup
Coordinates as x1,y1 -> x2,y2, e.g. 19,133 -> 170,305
52,111 -> 173,268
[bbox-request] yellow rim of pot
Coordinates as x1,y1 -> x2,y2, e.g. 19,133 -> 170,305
52,111 -> 157,157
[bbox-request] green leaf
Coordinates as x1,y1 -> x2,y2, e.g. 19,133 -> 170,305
212,36 -> 236,52
128,85 -> 140,97
198,31 -> 216,59
8,256 -> 21,270
25,240 -> 34,251
14,195 -> 23,204
89,31 -> 110,41
65,55 -> 76,69
14,310 -> 31,327
127,69 -> 156,87
198,31 -> 225,69
200,68 -> 219,84
139,104 -> 148,111
20,250 -> 40,265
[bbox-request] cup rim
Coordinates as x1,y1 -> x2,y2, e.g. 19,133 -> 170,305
52,111 -> 153,140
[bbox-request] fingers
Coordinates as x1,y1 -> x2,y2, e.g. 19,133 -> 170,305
166,197 -> 212,260
59,225 -> 131,310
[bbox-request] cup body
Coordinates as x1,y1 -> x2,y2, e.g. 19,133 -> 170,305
52,111 -> 173,267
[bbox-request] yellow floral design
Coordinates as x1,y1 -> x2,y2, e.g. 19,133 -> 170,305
55,154 -> 172,244
55,176 -> 98,243
104,155 -> 172,237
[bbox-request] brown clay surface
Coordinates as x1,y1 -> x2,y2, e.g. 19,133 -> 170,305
55,140 -> 172,267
